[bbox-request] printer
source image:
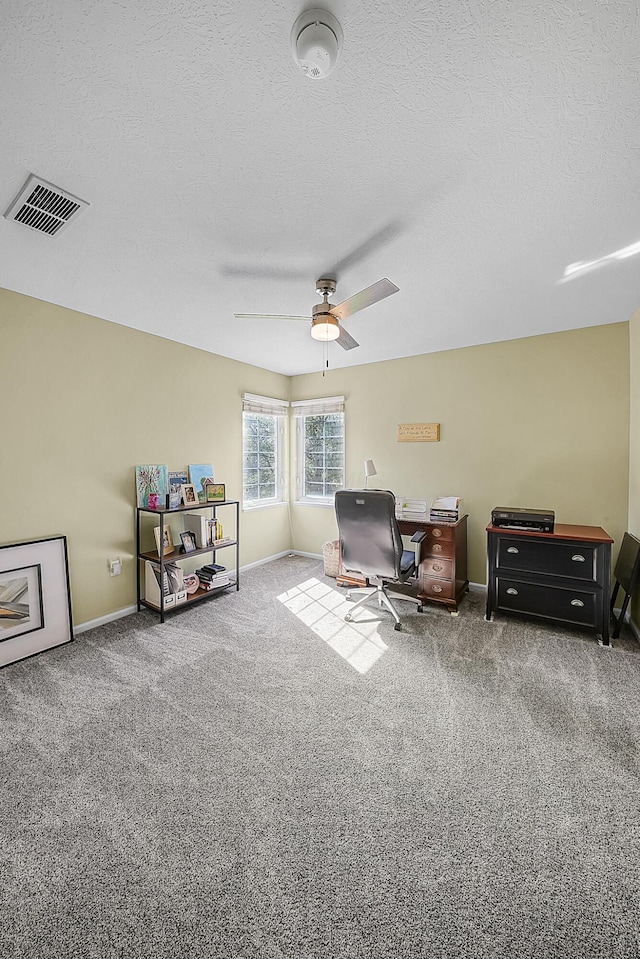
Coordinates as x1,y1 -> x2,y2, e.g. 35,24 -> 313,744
491,507 -> 555,533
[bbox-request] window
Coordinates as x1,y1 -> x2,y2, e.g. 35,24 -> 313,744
242,393 -> 288,509
293,396 -> 345,505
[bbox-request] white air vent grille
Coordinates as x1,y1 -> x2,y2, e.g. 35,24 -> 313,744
4,175 -> 89,236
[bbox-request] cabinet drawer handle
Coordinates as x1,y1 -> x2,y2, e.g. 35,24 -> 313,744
570,599 -> 584,607
507,547 -> 519,554
432,528 -> 442,538
431,584 -> 443,593
433,544 -> 443,553
571,554 -> 586,563
506,587 -> 519,595
432,564 -> 443,572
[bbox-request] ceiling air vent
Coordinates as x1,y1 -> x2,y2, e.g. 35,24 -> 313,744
4,174 -> 89,236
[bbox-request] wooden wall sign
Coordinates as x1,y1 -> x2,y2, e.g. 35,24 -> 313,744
397,423 -> 440,443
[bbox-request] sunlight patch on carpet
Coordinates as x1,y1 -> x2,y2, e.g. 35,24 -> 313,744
277,577 -> 388,674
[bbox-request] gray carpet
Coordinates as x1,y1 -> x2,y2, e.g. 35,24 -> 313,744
2,555 -> 640,959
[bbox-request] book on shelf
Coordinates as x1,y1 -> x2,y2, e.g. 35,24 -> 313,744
196,567 -> 230,589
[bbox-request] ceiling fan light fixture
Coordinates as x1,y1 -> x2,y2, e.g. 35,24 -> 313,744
311,315 -> 340,341
290,9 -> 343,80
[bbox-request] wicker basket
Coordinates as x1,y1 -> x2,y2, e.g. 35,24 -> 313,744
322,539 -> 341,578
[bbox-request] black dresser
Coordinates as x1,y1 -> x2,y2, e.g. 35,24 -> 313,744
485,523 -> 613,645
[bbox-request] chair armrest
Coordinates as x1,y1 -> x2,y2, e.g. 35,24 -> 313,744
410,530 -> 426,568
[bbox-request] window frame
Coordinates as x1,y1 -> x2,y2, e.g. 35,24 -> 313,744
293,396 -> 345,508
242,394 -> 288,511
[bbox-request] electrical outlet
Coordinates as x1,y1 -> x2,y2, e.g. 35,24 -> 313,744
109,558 -> 122,576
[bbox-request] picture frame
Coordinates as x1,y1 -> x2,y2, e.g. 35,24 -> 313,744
180,484 -> 199,506
206,483 -> 226,503
188,464 -> 214,503
180,531 -> 197,553
0,535 -> 73,668
153,525 -> 174,556
135,464 -> 168,509
168,470 -> 188,509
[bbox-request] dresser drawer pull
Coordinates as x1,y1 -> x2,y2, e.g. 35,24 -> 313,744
571,554 -> 586,563
507,547 -> 519,554
506,587 -> 518,595
431,584 -> 443,593
570,599 -> 584,607
432,564 -> 443,572
432,528 -> 442,538
433,544 -> 443,553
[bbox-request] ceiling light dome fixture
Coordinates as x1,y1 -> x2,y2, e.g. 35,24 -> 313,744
290,8 -> 344,80
310,313 -> 340,341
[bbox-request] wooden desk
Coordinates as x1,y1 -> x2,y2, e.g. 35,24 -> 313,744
485,523 -> 613,645
397,514 -> 469,614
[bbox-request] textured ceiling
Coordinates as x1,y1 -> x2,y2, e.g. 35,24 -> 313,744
1,0 -> 638,375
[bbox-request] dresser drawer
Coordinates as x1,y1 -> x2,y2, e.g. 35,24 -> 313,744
421,576 -> 456,601
422,526 -> 455,559
496,578 -> 597,627
496,537 -> 597,582
421,557 -> 452,580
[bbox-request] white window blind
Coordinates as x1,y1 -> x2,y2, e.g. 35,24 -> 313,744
291,395 -> 345,417
242,393 -> 289,416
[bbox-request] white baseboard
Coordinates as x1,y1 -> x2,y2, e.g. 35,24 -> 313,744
74,604 -> 138,635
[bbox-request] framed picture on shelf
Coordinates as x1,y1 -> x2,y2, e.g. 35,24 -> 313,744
153,525 -> 174,556
135,465 -> 168,509
206,483 -> 226,503
0,535 -> 73,668
168,470 -> 188,509
180,531 -> 197,553
188,464 -> 214,502
180,484 -> 199,506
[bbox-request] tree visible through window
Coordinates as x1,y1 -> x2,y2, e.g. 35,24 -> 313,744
303,413 -> 344,499
293,396 -> 345,505
242,393 -> 288,508
243,414 -> 278,502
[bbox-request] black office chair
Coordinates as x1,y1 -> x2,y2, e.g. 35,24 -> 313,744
335,489 -> 425,630
610,532 -> 640,639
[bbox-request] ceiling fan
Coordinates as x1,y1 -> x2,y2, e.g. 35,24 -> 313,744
234,276 -> 399,351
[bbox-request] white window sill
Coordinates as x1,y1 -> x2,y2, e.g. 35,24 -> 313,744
293,500 -> 334,508
242,501 -> 287,512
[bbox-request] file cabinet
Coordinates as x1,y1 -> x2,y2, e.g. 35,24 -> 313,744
485,523 -> 613,645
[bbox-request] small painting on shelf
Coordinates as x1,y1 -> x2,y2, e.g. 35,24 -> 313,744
136,465 -> 168,509
188,464 -> 214,503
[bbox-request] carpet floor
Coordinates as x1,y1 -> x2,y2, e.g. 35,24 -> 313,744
1,555 -> 640,958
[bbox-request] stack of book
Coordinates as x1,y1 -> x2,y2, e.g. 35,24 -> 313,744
430,496 -> 462,523
195,564 -> 230,591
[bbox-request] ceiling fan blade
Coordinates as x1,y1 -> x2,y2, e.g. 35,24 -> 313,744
335,324 -> 359,351
234,313 -> 311,322
330,278 -> 399,321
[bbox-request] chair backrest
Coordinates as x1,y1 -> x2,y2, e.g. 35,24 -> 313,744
335,489 -> 403,579
614,531 -> 640,592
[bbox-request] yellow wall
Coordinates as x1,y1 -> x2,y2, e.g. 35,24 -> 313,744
1,285 -> 631,628
0,288 -> 291,627
291,324 -> 630,586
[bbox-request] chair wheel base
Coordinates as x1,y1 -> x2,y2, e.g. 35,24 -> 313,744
344,614 -> 353,622
394,622 -> 401,631
417,605 -> 423,613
